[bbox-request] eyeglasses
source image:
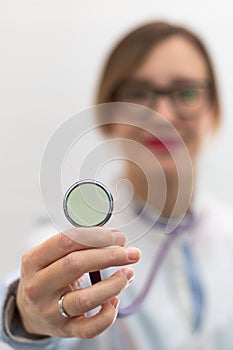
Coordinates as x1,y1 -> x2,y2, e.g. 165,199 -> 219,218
113,79 -> 212,120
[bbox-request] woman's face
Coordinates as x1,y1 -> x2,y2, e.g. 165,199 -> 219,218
112,35 -> 215,177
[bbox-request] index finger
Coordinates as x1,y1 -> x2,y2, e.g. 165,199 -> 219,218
23,227 -> 125,272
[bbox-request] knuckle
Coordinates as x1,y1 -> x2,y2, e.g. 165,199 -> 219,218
24,282 -> 38,301
21,248 -> 37,268
21,253 -> 29,269
82,325 -> 99,339
64,252 -> 82,275
58,232 -> 74,251
76,292 -> 92,313
112,272 -> 127,291
78,306 -> 115,339
108,247 -> 123,265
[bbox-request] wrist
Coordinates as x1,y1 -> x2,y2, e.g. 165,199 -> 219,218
4,279 -> 49,341
15,282 -> 49,339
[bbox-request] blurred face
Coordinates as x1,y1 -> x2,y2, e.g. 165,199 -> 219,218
112,35 -> 215,177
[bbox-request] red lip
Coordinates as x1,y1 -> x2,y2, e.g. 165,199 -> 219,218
143,137 -> 179,151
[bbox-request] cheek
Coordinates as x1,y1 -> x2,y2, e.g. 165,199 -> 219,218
112,124 -> 142,140
111,125 -> 138,157
181,113 -> 214,155
111,125 -> 130,138
111,125 -> 149,165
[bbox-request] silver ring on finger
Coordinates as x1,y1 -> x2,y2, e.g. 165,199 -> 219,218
58,294 -> 71,318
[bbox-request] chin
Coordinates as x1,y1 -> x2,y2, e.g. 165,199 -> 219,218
140,157 -> 177,179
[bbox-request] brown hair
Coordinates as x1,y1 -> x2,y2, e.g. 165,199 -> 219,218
95,21 -> 220,132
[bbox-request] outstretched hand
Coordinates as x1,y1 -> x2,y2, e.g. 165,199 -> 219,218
16,227 -> 141,339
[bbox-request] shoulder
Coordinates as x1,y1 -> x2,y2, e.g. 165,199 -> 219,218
196,192 -> 233,252
202,193 -> 233,228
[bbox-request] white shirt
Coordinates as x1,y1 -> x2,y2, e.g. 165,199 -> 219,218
1,192 -> 233,350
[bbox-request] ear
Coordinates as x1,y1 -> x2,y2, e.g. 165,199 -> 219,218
208,98 -> 221,133
204,105 -> 220,135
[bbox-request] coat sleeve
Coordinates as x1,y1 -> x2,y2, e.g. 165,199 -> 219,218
0,271 -> 73,350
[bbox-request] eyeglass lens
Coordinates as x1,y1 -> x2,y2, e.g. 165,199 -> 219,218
114,80 -> 210,119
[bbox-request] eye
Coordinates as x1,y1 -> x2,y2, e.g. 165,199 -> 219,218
176,88 -> 200,105
123,86 -> 150,101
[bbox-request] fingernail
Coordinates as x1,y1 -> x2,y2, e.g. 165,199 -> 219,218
110,297 -> 119,309
125,247 -> 141,261
122,267 -> 135,282
112,230 -> 126,246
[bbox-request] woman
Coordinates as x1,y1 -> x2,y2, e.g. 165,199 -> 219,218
1,21 -> 233,350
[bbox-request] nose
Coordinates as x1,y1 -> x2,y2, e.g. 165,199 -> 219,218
150,96 -> 177,124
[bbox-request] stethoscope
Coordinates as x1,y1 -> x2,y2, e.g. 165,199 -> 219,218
63,179 -> 203,326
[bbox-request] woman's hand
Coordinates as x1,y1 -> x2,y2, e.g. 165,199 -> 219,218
16,227 -> 141,339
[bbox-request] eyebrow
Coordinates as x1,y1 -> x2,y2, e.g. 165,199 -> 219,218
121,78 -> 209,89
171,78 -> 209,86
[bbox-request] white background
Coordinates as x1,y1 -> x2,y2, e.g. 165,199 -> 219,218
0,0 -> 233,284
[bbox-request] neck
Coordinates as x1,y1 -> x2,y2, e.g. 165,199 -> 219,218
127,164 -> 194,218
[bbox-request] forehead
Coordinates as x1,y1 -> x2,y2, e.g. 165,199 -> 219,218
131,36 -> 209,84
